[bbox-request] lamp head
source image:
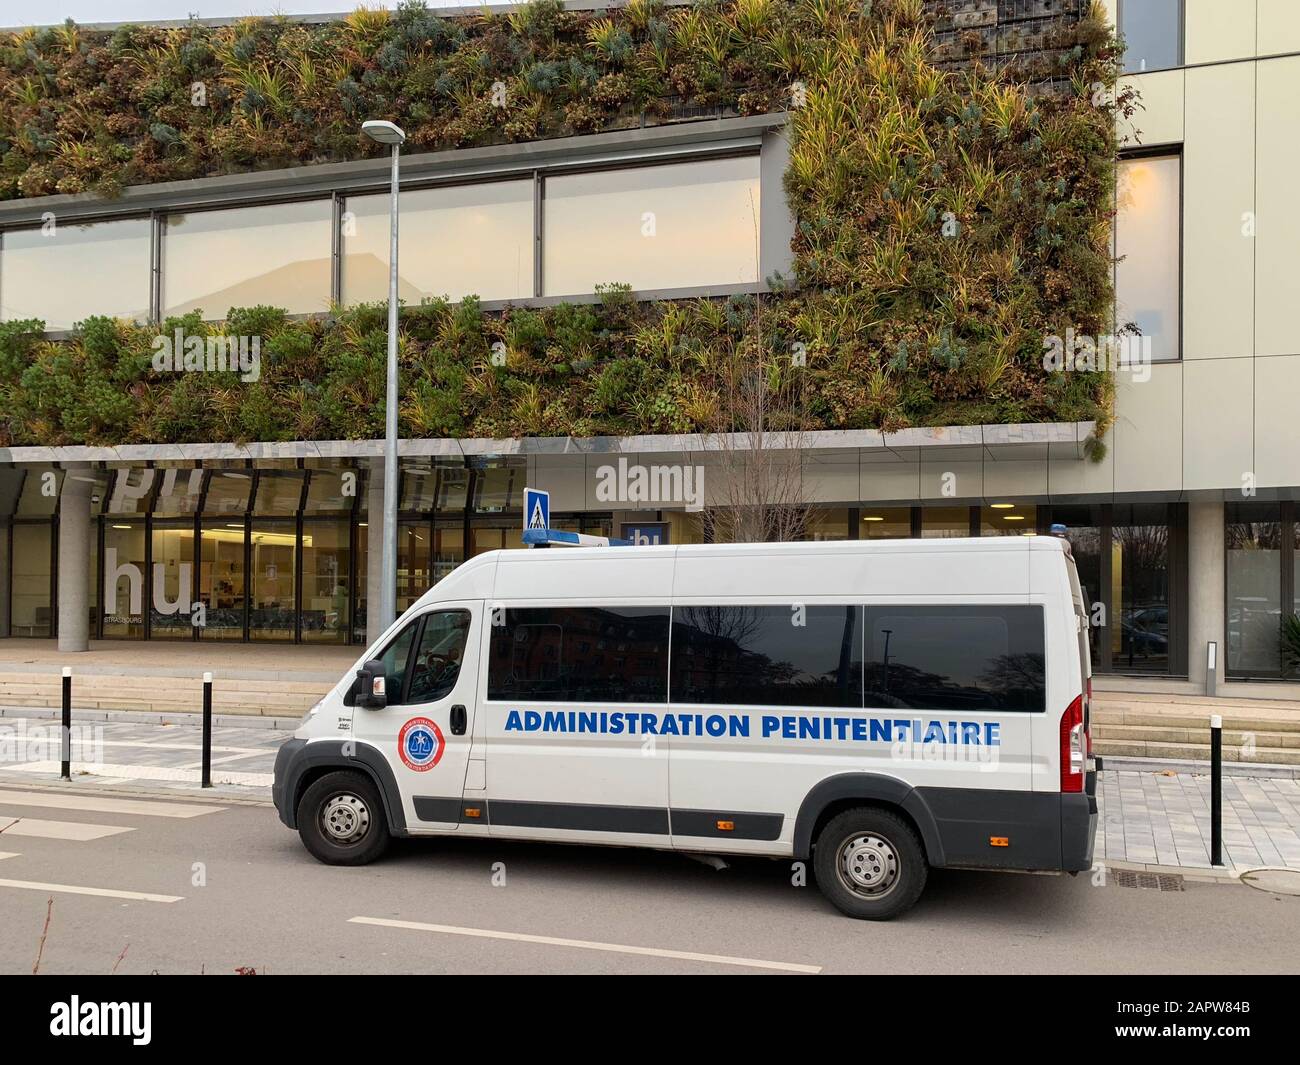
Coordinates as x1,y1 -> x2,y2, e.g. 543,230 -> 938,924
361,120 -> 406,146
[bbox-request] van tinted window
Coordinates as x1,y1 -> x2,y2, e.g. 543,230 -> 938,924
864,605 -> 1045,712
670,605 -> 862,707
487,606 -> 670,702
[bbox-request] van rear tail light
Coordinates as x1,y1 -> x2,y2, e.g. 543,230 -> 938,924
1084,678 -> 1093,757
1060,694 -> 1085,792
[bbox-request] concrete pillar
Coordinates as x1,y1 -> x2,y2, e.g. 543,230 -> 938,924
0,521 -> 10,639
57,472 -> 93,652
365,460 -> 386,648
1187,500 -> 1226,688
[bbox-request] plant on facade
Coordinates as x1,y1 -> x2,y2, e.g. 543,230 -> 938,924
0,0 -> 1125,450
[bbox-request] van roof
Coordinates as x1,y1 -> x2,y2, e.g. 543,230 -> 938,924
413,535 -> 1070,609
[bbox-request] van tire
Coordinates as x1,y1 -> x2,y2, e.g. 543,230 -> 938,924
813,807 -> 927,920
297,770 -> 391,866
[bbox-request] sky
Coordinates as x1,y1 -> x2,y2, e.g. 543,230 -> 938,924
0,1 -> 526,28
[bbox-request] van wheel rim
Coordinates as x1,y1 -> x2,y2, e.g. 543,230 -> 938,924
321,794 -> 370,844
837,833 -> 899,897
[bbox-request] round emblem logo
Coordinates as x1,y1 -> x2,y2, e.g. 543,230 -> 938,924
398,717 -> 444,772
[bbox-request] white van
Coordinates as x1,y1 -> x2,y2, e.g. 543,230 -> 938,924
273,536 -> 1098,920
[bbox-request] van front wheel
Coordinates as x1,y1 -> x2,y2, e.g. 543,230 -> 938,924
813,808 -> 927,920
297,770 -> 391,866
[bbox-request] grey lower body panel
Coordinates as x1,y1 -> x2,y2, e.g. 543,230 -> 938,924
916,786 -> 1097,871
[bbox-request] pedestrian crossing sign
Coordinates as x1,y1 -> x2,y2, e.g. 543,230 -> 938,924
524,487 -> 549,532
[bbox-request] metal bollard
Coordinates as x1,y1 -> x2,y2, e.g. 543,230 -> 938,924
1210,713 -> 1223,867
60,666 -> 72,781
201,671 -> 213,789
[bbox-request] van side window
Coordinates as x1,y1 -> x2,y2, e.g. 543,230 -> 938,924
670,605 -> 863,708
487,606 -> 670,703
863,605 -> 1045,712
407,609 -> 471,704
375,621 -> 418,705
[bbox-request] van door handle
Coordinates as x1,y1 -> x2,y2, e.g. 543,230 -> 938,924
449,704 -> 467,736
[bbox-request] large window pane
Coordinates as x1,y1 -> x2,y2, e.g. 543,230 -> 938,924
864,605 -> 1046,712
1111,507 -> 1171,672
343,181 -> 533,304
981,503 -> 1036,535
543,156 -> 760,296
203,470 -> 254,515
487,606 -> 670,703
1226,504 -> 1282,675
859,507 -> 911,539
249,520 -> 296,641
670,605 -> 861,708
10,523 -> 52,636
1121,0 -> 1182,74
920,506 -> 971,538
254,470 -> 305,515
151,525 -> 195,640
152,467 -> 206,516
397,521 -> 432,615
1,219 -> 151,330
302,521 -> 350,644
1117,155 -> 1181,360
1048,505 -> 1104,669
199,520 -> 247,640
163,200 -> 332,319
103,521 -> 146,638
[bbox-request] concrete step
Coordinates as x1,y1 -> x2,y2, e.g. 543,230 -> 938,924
1093,737 -> 1300,765
1092,706 -> 1300,734
1092,723 -> 1300,748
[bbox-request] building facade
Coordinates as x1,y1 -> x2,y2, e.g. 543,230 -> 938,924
0,1 -> 1297,688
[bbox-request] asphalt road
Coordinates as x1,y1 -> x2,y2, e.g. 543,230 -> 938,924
1,784 -> 1295,975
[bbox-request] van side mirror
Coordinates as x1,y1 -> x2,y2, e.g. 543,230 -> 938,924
354,660 -> 388,709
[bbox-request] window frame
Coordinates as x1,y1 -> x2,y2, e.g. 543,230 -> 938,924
1118,0 -> 1185,75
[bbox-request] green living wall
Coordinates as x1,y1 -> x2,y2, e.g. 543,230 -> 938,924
0,0 -> 1123,449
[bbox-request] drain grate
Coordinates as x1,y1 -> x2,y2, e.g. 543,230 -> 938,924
1113,869 -> 1186,892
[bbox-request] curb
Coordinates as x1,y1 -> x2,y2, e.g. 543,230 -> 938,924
1099,755 -> 1300,779
1099,858 -> 1247,885
0,704 -> 300,732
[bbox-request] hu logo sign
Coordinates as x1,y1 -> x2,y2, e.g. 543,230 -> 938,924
103,548 -> 206,628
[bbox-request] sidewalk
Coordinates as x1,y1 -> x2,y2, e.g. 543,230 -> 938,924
6,710 -> 1300,880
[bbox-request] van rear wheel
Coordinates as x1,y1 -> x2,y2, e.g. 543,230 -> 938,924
813,808 -> 926,920
297,770 -> 390,866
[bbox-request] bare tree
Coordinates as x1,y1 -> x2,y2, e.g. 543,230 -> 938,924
703,190 -> 813,544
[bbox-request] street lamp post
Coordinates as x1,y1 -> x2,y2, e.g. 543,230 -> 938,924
361,119 -> 406,634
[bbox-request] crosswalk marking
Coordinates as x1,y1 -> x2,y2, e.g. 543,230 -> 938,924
5,762 -> 273,788
0,788 -> 224,819
0,878 -> 182,903
0,817 -> 133,841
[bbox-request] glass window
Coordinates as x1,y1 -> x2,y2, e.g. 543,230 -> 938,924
0,469 -> 22,517
472,464 -> 522,513
981,503 -> 1037,536
199,520 -> 247,640
859,507 -> 911,539
151,525 -> 195,640
103,521 -> 146,638
106,468 -> 157,515
864,605 -> 1046,712
802,509 -> 849,541
254,470 -> 305,515
543,156 -> 761,296
433,524 -> 464,584
1,218 -> 151,330
921,506 -> 972,538
1048,505 -> 1104,668
1226,503 -> 1282,675
1117,155 -> 1180,361
163,199 -> 332,319
401,464 -> 469,513
354,521 -> 369,644
670,604 -> 862,708
373,620 -> 418,704
343,180 -> 533,305
302,521 -> 350,644
249,520 -> 296,641
304,469 -> 359,515
10,523 -> 52,635
152,466 -> 206,516
16,468 -> 60,516
407,609 -> 472,704
488,606 -> 670,703
1111,505 -> 1171,673
203,470 -> 253,514
1120,0 -> 1182,74
398,522 -> 432,614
